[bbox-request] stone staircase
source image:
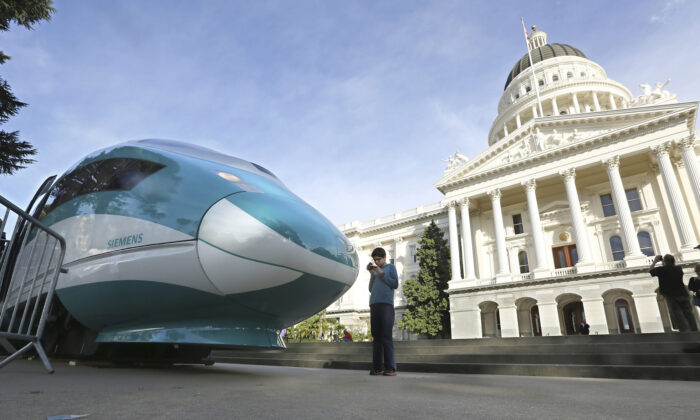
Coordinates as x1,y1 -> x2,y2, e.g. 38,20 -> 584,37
210,332 -> 700,381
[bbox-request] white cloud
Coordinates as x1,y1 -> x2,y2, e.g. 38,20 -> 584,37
649,0 -> 686,23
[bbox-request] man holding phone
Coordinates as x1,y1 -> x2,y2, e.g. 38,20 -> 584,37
367,247 -> 399,376
650,254 -> 698,332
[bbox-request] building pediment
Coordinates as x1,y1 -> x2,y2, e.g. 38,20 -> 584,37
435,102 -> 698,192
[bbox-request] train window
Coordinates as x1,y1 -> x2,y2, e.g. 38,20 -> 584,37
42,158 -> 164,215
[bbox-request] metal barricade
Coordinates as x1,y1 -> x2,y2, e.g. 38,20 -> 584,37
0,194 -> 66,373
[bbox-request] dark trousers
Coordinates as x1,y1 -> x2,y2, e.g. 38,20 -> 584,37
665,295 -> 699,332
370,303 -> 396,371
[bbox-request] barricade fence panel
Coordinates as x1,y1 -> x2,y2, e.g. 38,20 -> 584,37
0,194 -> 66,373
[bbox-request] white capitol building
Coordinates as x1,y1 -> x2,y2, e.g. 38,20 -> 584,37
327,26 -> 700,339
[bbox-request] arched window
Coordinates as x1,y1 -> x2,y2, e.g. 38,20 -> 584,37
538,79 -> 544,86
518,251 -> 529,273
567,72 -> 573,79
637,231 -> 655,256
580,71 -> 586,77
615,299 -> 635,333
525,86 -> 531,93
610,235 -> 625,261
552,74 -> 559,82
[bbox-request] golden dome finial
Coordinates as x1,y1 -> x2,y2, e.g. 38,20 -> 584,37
531,25 -> 536,31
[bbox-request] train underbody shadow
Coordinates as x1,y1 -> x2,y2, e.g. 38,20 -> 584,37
1,297 -> 214,367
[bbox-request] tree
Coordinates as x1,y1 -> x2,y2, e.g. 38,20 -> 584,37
397,220 -> 452,338
0,0 -> 55,175
285,310 -> 346,342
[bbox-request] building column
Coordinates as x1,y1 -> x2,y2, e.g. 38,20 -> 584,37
678,136 -> 700,211
459,198 -> 476,281
592,91 -> 601,111
551,96 -> 559,115
572,93 -> 580,113
581,297 -> 609,335
449,306 -> 482,339
522,179 -> 548,275
498,302 -> 520,338
516,113 -> 521,128
632,293 -> 665,333
560,169 -> 594,267
503,124 -> 509,137
537,301 -> 562,336
652,142 -> 698,250
447,201 -> 462,282
609,94 -> 617,110
603,156 -> 645,261
488,189 -> 510,279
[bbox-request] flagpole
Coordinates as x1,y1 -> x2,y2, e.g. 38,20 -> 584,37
521,18 -> 544,118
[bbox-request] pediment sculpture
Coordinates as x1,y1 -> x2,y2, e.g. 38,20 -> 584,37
442,150 -> 469,171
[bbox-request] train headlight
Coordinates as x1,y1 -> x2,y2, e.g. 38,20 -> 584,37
216,171 -> 262,193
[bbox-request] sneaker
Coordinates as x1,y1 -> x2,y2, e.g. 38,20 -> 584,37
369,370 -> 383,376
383,369 -> 397,376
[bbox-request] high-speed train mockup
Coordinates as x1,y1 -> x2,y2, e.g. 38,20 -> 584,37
1,139 -> 358,362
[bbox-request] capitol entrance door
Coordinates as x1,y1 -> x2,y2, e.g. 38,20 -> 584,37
563,301 -> 585,335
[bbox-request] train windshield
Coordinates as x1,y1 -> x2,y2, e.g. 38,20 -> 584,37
41,158 -> 164,217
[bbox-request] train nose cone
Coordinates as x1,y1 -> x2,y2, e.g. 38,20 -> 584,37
197,192 -> 358,324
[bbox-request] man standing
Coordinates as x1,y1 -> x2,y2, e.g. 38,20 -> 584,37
367,247 -> 398,376
650,254 -> 698,332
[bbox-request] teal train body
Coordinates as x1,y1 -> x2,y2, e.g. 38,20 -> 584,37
32,139 -> 358,349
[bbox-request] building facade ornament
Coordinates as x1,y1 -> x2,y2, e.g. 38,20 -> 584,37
651,142 -> 672,157
603,156 -> 620,171
522,179 -> 537,192
559,168 -> 576,181
487,189 -> 502,200
678,136 -> 696,152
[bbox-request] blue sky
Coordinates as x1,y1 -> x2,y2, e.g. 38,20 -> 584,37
1,0 -> 699,226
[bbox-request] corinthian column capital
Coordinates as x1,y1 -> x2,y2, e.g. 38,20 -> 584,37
678,136 -> 696,152
487,189 -> 502,200
459,197 -> 470,208
521,179 -> 537,192
602,155 -> 620,171
559,168 -> 576,181
651,142 -> 672,157
445,200 -> 458,209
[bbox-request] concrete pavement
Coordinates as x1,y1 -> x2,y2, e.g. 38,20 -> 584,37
1,359 -> 698,419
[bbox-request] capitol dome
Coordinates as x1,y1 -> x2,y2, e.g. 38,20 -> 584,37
504,43 -> 587,90
488,26 -> 633,146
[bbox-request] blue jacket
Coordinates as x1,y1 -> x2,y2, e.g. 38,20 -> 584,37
369,263 -> 398,305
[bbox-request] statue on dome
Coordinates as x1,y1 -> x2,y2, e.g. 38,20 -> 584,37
632,80 -> 676,106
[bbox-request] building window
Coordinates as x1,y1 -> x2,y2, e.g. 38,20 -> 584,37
513,214 -> 524,234
567,72 -> 573,79
610,235 -> 625,261
580,72 -> 586,77
600,194 -> 616,217
525,86 -> 531,93
552,74 -> 559,82
637,231 -> 654,256
518,251 -> 529,273
626,188 -> 642,212
409,245 -> 417,263
538,79 -> 544,86
515,93 -> 520,99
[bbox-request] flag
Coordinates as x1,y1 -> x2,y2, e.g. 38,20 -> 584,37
521,18 -> 529,42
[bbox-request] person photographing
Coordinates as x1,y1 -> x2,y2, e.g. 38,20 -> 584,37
650,254 -> 698,332
367,247 -> 398,376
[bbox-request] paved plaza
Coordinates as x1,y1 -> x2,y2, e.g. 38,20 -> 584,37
1,359 -> 699,419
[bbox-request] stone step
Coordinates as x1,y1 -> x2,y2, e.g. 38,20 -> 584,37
210,356 -> 700,381
212,351 -> 700,366
210,333 -> 700,381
